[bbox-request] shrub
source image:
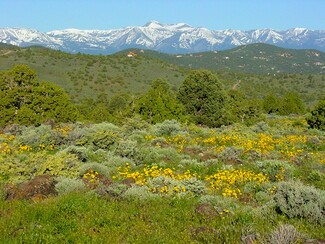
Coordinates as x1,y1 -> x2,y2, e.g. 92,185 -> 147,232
273,180 -> 325,224
55,177 -> 86,195
66,122 -> 86,144
14,124 -> 57,148
179,158 -> 201,168
181,177 -> 206,197
76,122 -> 121,150
97,183 -> 128,198
219,146 -> 244,164
121,115 -> 150,133
114,139 -> 137,158
153,120 -> 183,136
122,185 -> 159,201
63,146 -> 90,162
256,160 -> 295,182
199,195 -> 239,212
102,152 -> 136,169
36,151 -> 81,178
79,162 -> 111,178
127,130 -> 148,143
134,146 -> 181,166
268,224 -> 303,244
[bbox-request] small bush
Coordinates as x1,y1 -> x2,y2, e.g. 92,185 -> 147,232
55,177 -> 86,195
36,151 -> 82,178
122,185 -> 159,201
122,116 -> 150,133
114,139 -> 137,158
134,146 -> 181,165
251,121 -> 270,133
273,180 -> 325,224
153,120 -> 183,136
127,130 -> 148,143
255,191 -> 273,205
182,177 -> 206,197
199,195 -> 239,212
179,158 -> 200,167
14,124 -> 57,148
97,183 -> 128,198
64,146 -> 90,162
76,122 -> 121,150
219,146 -> 244,164
256,160 -> 295,182
268,224 -> 303,244
102,152 -> 136,168
79,162 -> 111,178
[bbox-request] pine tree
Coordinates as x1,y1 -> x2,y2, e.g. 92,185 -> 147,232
177,70 -> 230,127
307,98 -> 325,130
136,78 -> 184,124
0,65 -> 78,126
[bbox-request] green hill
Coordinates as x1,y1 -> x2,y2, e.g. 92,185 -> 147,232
0,44 -> 188,102
1,44 -> 325,107
137,43 -> 325,74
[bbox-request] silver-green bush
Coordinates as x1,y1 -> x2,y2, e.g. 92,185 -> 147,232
55,177 -> 86,195
268,224 -> 303,244
153,120 -> 183,136
273,180 -> 325,224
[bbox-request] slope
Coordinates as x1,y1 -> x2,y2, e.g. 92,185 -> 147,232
1,44 -> 325,107
0,44 -> 188,102
139,43 -> 325,74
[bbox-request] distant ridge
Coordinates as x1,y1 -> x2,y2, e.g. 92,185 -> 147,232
135,43 -> 325,74
0,21 -> 325,54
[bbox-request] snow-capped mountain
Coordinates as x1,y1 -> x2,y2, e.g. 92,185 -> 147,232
0,28 -> 63,50
1,21 -> 324,54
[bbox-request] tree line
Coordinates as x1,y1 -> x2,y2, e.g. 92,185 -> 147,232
1,65 -> 324,130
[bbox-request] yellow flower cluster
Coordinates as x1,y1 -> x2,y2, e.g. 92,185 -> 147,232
19,145 -> 33,152
0,142 -> 12,154
147,185 -> 187,194
201,133 -> 307,159
145,135 -> 157,141
83,170 -> 100,184
55,125 -> 73,136
0,134 -> 15,154
205,169 -> 268,198
274,167 -> 286,181
117,163 -> 195,186
0,134 -> 16,141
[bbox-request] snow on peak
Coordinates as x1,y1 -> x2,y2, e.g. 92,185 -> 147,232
144,21 -> 163,28
1,24 -> 324,54
291,28 -> 308,36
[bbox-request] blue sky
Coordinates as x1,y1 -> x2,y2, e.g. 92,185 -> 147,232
1,0 -> 324,32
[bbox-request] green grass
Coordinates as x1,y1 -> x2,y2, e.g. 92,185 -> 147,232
1,192 -> 324,243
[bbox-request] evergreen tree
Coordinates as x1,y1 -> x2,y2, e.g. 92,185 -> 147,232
136,78 -> 184,124
278,92 -> 305,115
0,65 -> 78,126
263,93 -> 280,114
228,90 -> 263,125
177,70 -> 230,127
307,98 -> 325,131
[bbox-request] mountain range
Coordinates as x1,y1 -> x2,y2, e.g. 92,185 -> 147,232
0,21 -> 325,54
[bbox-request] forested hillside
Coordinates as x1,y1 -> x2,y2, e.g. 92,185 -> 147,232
1,43 -> 325,108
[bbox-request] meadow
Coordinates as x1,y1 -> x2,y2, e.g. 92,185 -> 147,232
0,116 -> 324,243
